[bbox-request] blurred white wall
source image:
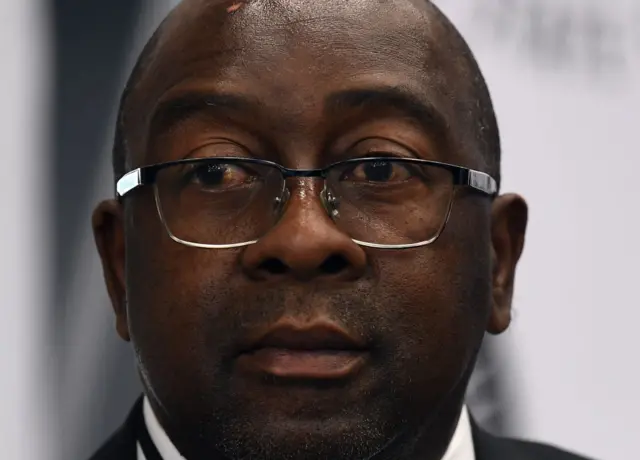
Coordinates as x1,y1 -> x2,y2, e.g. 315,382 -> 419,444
439,1 -> 640,459
0,0 -> 52,459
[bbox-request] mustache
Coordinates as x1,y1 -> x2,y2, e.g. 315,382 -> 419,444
195,281 -> 385,355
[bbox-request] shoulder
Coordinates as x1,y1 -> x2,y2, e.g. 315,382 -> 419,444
87,428 -> 134,460
496,437 -> 595,460
86,397 -> 143,460
472,421 -> 595,460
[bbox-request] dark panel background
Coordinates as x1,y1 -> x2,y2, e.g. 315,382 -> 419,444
51,2 -> 143,459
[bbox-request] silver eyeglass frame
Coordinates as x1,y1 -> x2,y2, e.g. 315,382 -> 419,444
116,156 -> 498,250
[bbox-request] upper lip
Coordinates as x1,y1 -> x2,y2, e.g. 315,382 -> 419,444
242,320 -> 367,353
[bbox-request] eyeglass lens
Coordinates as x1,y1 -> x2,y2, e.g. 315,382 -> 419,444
153,158 -> 455,247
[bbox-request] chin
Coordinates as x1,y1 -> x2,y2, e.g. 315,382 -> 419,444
207,415 -> 392,460
163,378 -> 401,460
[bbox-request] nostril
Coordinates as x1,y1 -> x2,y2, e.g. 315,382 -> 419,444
258,258 -> 289,274
319,254 -> 349,275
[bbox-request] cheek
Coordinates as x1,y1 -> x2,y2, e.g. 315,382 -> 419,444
373,216 -> 492,388
125,198 -> 241,325
125,221 -> 241,400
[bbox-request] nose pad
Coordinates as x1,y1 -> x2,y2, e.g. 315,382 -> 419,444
273,187 -> 291,215
321,188 -> 340,219
276,186 -> 340,219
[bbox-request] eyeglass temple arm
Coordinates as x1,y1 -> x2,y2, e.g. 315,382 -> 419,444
116,168 -> 142,198
465,169 -> 498,196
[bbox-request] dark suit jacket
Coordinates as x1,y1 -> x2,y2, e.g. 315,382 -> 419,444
89,397 -> 593,460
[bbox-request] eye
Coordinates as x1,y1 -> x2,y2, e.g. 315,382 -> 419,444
343,160 -> 415,183
187,162 -> 255,191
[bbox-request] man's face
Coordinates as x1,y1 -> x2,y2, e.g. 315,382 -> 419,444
93,1 -> 527,459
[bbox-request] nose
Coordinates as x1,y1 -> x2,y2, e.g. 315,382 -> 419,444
241,183 -> 367,282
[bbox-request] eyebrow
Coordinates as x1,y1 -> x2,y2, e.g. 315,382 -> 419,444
324,87 -> 450,140
147,86 -> 450,144
148,92 -> 258,139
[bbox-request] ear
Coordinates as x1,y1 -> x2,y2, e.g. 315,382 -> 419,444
487,193 -> 528,334
92,199 -> 130,341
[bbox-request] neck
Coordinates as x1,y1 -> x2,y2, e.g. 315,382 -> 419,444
145,399 -> 467,460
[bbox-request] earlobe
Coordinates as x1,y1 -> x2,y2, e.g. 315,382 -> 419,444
487,193 -> 528,335
92,199 -> 130,341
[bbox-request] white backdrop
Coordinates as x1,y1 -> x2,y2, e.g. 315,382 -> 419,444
0,1 -> 51,459
438,1 -> 640,459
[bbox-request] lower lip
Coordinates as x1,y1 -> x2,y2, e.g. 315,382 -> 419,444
237,348 -> 367,379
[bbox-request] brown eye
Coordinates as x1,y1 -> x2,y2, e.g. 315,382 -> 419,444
188,162 -> 255,191
344,160 -> 414,183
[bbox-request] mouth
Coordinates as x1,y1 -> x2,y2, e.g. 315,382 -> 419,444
236,320 -> 369,380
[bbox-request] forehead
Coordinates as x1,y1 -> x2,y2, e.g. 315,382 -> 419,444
142,0 -> 452,90
125,0 -> 472,165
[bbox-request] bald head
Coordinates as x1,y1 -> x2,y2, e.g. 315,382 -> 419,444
112,0 -> 499,188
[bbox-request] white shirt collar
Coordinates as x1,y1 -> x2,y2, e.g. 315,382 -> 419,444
138,397 -> 475,460
441,405 -> 476,460
137,397 -> 184,460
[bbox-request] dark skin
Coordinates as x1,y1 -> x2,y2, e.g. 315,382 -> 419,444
93,1 -> 528,459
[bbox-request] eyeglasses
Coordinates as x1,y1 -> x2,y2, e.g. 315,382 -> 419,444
116,157 -> 497,249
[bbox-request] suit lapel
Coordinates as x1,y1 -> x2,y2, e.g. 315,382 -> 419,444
471,416 -> 523,460
88,396 -> 143,460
